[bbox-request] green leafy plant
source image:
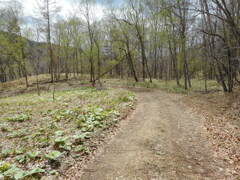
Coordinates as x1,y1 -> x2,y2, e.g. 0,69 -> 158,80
54,130 -> 64,136
74,145 -> 90,154
15,155 -> 26,164
117,93 -> 135,108
8,130 -> 28,139
26,151 -> 40,160
60,144 -> 72,151
76,106 -> 109,130
110,110 -> 120,117
54,136 -> 72,151
72,132 -> 91,144
76,120 -> 86,129
26,168 -> 45,177
0,161 -> 11,173
54,137 -> 68,146
7,113 -> 31,122
49,170 -> 58,175
1,165 -> 45,180
37,137 -> 50,148
45,151 -> 62,161
14,148 -> 25,155
1,165 -> 27,179
1,148 -> 14,158
51,109 -> 75,122
0,124 -> 9,132
72,134 -> 85,143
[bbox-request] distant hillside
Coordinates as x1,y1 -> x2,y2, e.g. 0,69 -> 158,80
0,31 -> 49,82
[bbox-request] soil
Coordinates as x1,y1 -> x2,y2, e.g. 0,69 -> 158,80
78,89 -> 231,180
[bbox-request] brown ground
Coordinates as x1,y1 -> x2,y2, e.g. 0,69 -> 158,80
79,89 -> 231,180
184,91 -> 240,179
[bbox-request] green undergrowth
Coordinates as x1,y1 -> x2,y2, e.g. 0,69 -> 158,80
0,87 -> 135,179
105,78 -> 221,94
156,79 -> 221,93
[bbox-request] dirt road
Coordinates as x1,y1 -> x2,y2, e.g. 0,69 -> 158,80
81,90 -> 228,180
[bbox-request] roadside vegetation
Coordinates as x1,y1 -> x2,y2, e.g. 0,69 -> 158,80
0,81 -> 135,179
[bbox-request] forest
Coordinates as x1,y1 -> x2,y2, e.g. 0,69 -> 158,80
0,0 -> 240,92
0,0 -> 240,179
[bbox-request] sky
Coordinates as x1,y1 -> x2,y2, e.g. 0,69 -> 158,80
20,0 -> 123,20
1,0 -> 123,25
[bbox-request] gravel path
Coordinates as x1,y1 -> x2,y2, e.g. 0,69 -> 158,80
80,90 -> 228,180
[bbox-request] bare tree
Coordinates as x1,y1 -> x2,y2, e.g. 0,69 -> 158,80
37,0 -> 60,83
